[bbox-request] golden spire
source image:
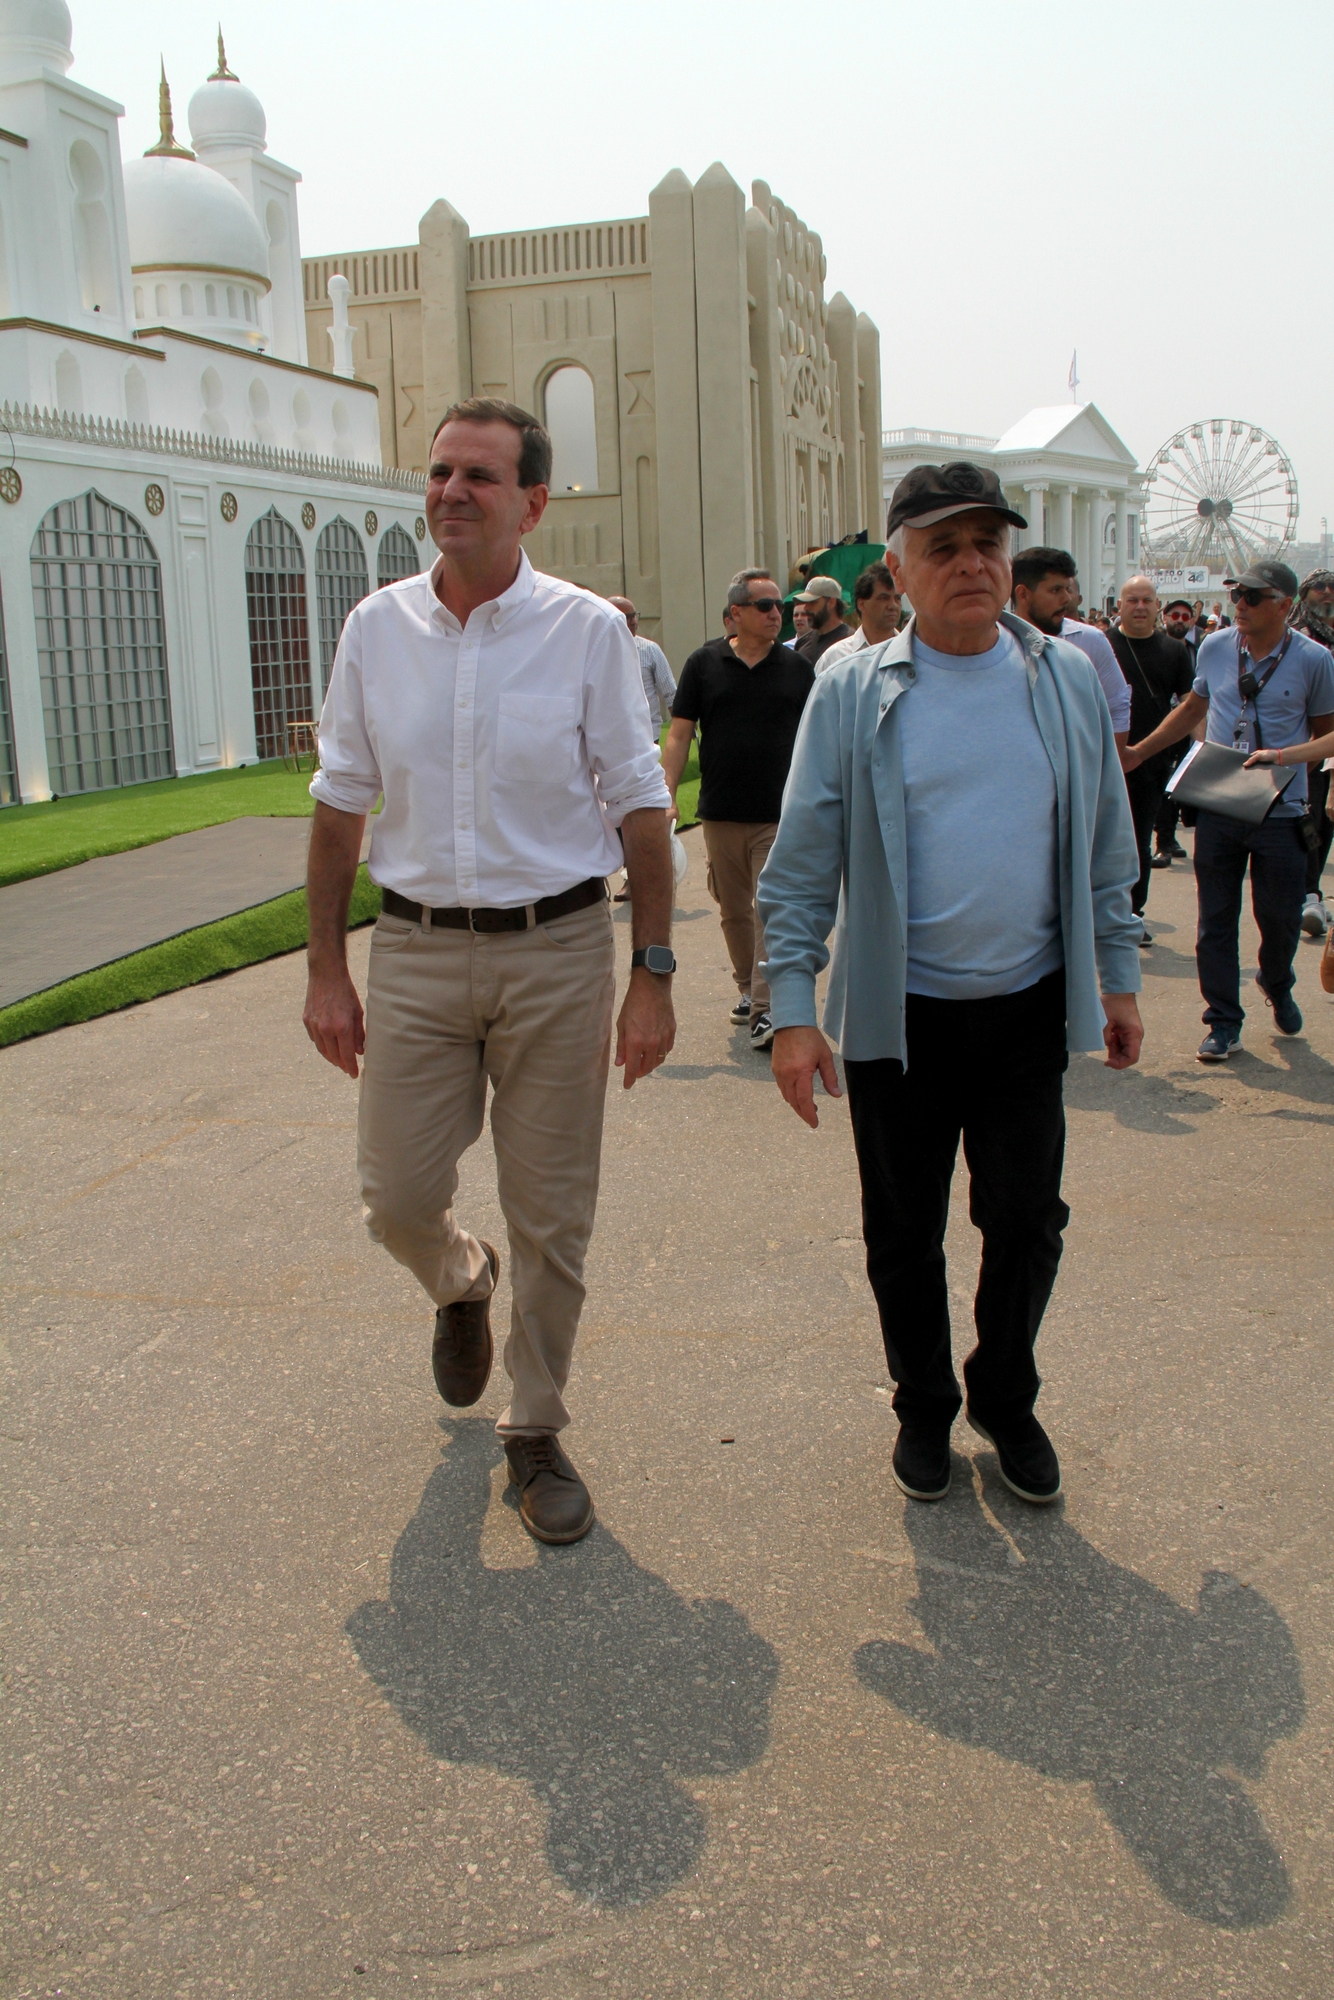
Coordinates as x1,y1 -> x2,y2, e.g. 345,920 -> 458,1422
143,60 -> 195,159
209,26 -> 238,81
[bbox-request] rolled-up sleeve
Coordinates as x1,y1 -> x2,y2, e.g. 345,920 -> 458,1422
311,609 -> 383,816
584,615 -> 671,824
756,678 -> 846,1029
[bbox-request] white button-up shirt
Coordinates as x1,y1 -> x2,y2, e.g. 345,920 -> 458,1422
312,550 -> 671,908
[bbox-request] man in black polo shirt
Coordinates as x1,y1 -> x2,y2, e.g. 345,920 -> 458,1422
663,569 -> 815,1049
1107,575 -> 1195,945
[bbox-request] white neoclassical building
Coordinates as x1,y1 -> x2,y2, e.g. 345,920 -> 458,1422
0,1 -> 423,807
882,404 -> 1145,611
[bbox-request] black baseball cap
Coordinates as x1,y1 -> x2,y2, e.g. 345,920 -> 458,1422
1223,558 -> 1298,597
887,460 -> 1028,540
1162,599 -> 1194,615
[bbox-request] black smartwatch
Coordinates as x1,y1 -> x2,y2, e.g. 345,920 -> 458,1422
630,945 -> 677,975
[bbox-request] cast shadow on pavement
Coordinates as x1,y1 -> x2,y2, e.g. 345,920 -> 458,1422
346,1419 -> 779,1907
854,1468 -> 1303,1929
1063,1054 -> 1219,1136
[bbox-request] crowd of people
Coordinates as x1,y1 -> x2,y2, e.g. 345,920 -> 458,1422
303,397 -> 1334,1545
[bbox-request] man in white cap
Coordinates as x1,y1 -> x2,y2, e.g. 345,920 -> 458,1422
793,576 -> 852,667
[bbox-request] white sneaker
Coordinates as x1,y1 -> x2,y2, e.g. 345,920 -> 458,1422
1301,894 -> 1328,938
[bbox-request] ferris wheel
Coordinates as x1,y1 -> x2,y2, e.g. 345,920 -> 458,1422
1142,418 -> 1298,573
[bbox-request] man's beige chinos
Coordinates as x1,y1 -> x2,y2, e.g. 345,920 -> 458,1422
358,900 -> 614,1435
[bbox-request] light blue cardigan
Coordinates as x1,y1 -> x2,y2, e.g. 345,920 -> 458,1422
756,611 -> 1142,1065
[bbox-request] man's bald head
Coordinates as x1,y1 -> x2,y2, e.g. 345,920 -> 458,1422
608,595 -> 638,635
1119,574 -> 1160,638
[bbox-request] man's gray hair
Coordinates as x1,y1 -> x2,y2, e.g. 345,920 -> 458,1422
726,567 -> 774,608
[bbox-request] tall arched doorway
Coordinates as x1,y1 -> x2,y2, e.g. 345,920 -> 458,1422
376,523 -> 419,588
30,490 -> 174,795
314,517 -> 368,698
245,509 -> 312,760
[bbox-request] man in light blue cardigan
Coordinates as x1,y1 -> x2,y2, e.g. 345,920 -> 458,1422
757,463 -> 1143,1509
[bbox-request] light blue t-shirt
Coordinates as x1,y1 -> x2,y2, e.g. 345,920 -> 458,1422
1194,625 -> 1334,817
902,628 -> 1063,999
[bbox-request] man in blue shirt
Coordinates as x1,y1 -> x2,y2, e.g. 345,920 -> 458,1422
758,463 -> 1142,1511
1124,558 -> 1334,1059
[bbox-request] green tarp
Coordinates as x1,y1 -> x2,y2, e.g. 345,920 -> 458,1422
781,541 -> 887,642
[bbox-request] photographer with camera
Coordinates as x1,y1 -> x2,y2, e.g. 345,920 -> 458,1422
1123,559 -> 1334,1059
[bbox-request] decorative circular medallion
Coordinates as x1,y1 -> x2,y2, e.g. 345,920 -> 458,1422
144,482 -> 165,517
220,490 -> 238,522
414,515 -> 426,541
364,509 -> 378,537
0,466 -> 21,504
301,501 -> 316,531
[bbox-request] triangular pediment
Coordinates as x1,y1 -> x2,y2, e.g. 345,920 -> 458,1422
994,403 -> 1136,468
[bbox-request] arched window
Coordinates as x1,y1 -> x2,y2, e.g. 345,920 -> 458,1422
55,349 -> 82,414
376,523 -> 419,587
67,139 -> 115,314
0,579 -> 17,805
124,365 -> 150,427
544,364 -> 598,494
315,517 -> 368,697
30,491 -> 174,795
244,509 -> 312,761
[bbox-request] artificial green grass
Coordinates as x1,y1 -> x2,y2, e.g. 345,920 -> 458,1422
670,733 -> 701,827
0,866 -> 381,1049
0,759 -> 317,889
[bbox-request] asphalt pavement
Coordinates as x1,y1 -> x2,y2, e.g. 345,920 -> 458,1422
2,845 -> 1332,1998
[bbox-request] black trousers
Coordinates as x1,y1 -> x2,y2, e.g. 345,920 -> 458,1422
1125,762 -> 1172,915
844,971 -> 1070,1435
1193,808 -> 1307,1029
1306,767 -> 1333,898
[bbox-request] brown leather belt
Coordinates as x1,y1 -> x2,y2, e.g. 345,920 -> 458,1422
381,876 -> 608,934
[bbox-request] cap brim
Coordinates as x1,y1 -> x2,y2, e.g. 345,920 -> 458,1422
892,500 -> 1028,532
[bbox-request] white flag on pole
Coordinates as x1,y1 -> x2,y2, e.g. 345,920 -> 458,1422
1068,350 -> 1079,400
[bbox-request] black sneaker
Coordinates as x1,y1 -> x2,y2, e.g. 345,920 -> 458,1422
892,1425 -> 952,1502
749,1011 -> 775,1050
1138,924 -> 1153,947
1197,1027 -> 1241,1062
966,1410 -> 1061,1504
1258,981 -> 1303,1036
1150,852 -> 1172,870
729,995 -> 752,1024
1167,838 -> 1188,859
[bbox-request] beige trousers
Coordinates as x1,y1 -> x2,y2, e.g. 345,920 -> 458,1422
702,819 -> 778,1012
357,898 -> 616,1435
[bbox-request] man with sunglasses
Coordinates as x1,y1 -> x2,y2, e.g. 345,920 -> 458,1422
1123,558 -> 1334,1059
663,570 -> 815,1049
1150,600 -> 1205,867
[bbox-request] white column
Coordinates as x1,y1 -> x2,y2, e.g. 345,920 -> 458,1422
1023,482 -> 1047,548
1087,490 -> 1106,610
1114,491 -> 1129,596
1054,483 -> 1073,555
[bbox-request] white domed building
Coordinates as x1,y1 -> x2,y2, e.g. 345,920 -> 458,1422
0,6 -> 425,807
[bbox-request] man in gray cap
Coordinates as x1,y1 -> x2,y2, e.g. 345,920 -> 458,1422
793,576 -> 853,667
758,463 -> 1142,1510
1124,558 -> 1334,1059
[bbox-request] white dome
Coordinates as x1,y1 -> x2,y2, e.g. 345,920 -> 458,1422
0,0 -> 72,80
188,75 -> 267,155
123,154 -> 269,288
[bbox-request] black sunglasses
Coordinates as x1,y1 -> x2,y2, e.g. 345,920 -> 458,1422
742,597 -> 785,613
1229,586 -> 1275,608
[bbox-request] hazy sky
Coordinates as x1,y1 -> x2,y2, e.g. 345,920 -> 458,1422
77,0 -> 1334,532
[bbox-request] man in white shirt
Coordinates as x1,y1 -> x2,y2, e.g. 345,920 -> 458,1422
304,399 -> 676,1546
609,595 -> 677,735
816,561 -> 903,673
1008,547 -> 1131,744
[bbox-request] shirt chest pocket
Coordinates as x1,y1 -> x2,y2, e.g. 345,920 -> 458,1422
495,692 -> 581,784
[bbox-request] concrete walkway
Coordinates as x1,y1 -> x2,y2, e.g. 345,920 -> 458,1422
1,852 -> 1332,1997
0,817 -> 318,1007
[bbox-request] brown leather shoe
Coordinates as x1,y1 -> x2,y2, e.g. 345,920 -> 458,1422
504,1434 -> 595,1545
432,1242 -> 499,1407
